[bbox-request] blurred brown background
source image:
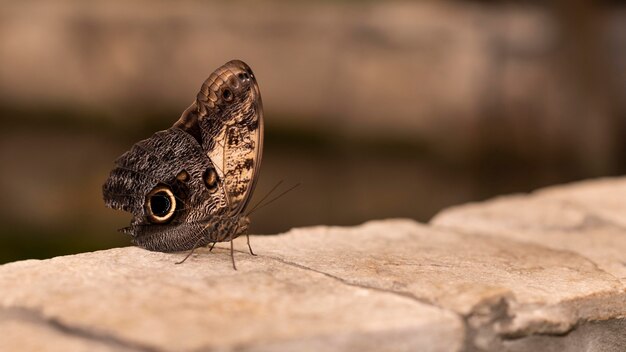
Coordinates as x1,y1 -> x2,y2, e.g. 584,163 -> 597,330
1,0 -> 625,263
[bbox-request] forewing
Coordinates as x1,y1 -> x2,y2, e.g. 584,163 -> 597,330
175,60 -> 263,215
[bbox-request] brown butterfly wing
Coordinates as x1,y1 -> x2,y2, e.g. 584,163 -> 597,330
175,60 -> 263,216
103,60 -> 262,252
102,127 -> 231,251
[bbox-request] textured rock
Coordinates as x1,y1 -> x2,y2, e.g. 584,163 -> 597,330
0,241 -> 463,352
248,220 -> 626,350
433,177 -> 626,286
432,177 -> 626,350
0,308 -> 123,352
2,178 -> 626,351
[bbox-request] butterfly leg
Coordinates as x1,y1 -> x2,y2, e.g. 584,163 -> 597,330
176,237 -> 204,264
176,226 -> 212,264
230,239 -> 237,270
246,233 -> 257,256
209,241 -> 217,252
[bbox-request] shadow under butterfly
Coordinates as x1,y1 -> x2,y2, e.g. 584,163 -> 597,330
103,60 -> 277,269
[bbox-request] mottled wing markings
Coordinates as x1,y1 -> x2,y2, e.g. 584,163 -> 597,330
194,60 -> 264,215
224,125 -> 258,213
103,60 -> 263,254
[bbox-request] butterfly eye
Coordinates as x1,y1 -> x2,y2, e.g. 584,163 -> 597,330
222,88 -> 233,102
203,168 -> 219,192
145,186 -> 176,224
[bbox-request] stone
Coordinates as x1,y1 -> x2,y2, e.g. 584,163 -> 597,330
0,243 -> 464,352
2,177 -> 626,351
0,308 -> 123,352
247,220 -> 625,350
432,177 -> 626,286
432,177 -> 626,350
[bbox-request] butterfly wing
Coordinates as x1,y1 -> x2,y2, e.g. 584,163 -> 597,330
102,128 -> 230,251
103,60 -> 263,252
176,60 -> 263,216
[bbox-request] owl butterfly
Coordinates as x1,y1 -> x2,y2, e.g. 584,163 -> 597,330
103,60 -> 263,269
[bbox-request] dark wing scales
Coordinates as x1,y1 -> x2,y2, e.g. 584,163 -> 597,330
103,60 -> 263,252
102,128 -> 229,226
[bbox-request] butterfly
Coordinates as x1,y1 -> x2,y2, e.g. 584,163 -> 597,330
102,60 -> 263,269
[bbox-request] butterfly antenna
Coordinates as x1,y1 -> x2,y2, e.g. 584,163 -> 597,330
246,183 -> 301,217
246,180 -> 284,215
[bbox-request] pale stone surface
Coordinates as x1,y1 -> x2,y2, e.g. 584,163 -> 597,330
432,177 -> 626,286
0,243 -> 464,352
536,177 -> 626,229
431,177 -> 626,349
0,308 -> 124,352
239,219 -> 625,350
2,177 -> 626,351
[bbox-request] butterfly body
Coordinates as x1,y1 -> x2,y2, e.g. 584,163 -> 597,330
123,213 -> 250,252
103,60 -> 262,260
